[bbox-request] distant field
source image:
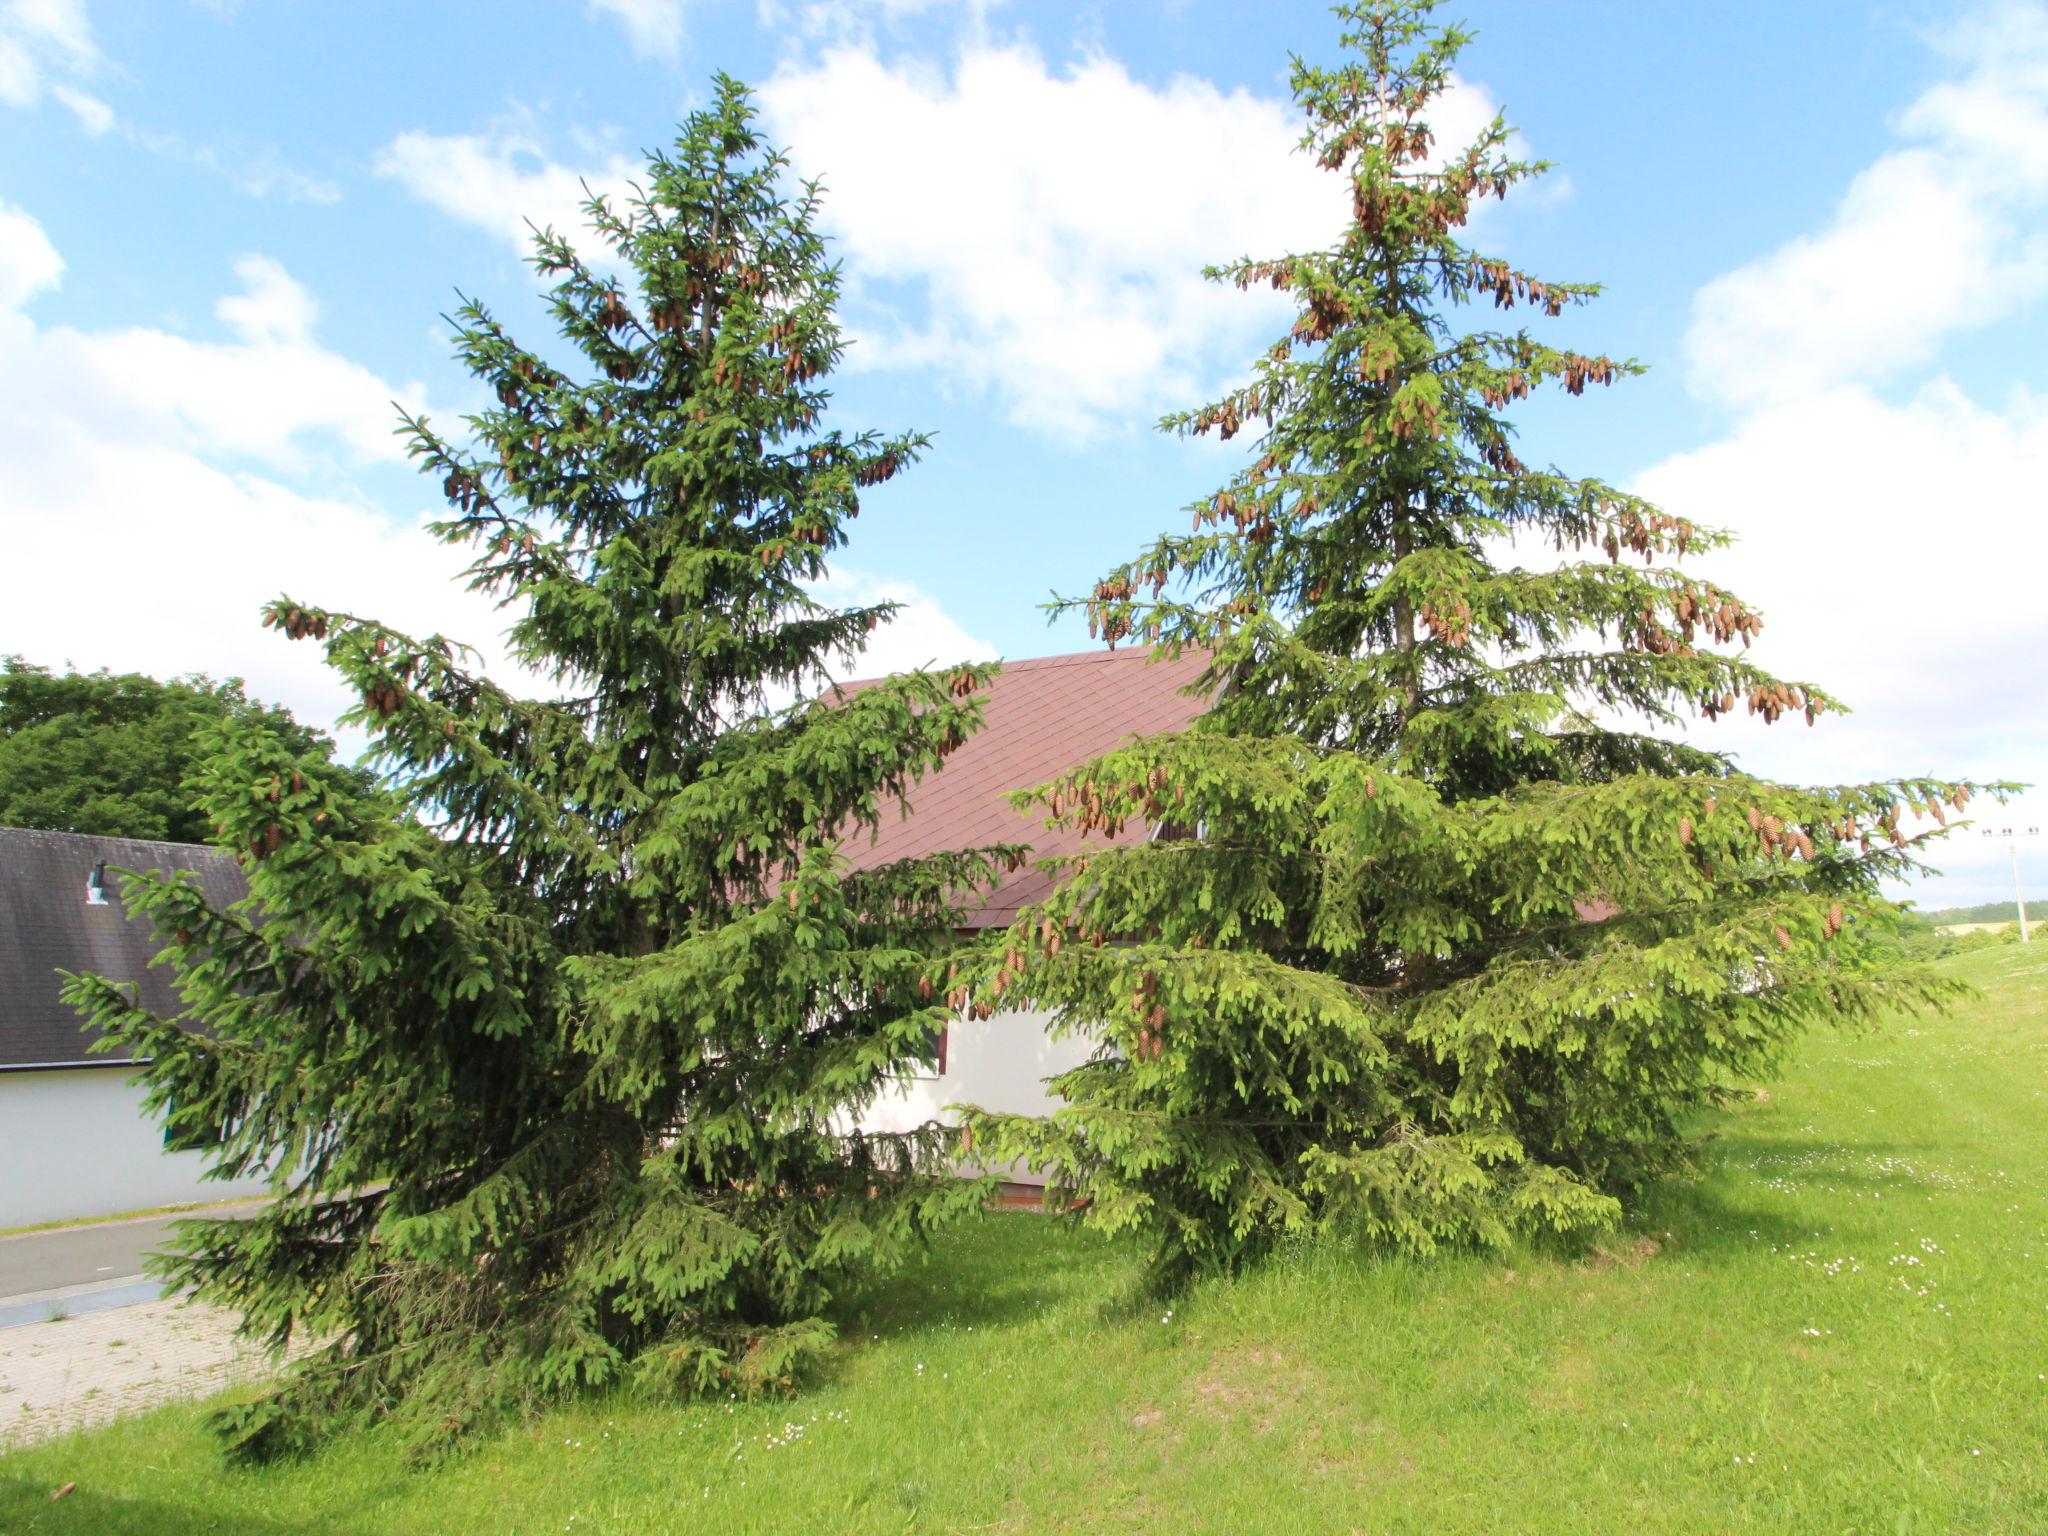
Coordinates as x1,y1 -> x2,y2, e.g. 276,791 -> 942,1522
4,944 -> 2045,1534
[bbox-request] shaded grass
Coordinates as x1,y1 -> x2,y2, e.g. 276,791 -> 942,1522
4,944 -> 2046,1533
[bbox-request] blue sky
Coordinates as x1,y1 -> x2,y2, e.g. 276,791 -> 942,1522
1,0 -> 2043,903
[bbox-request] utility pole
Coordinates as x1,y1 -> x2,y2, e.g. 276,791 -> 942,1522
1982,826 -> 2040,944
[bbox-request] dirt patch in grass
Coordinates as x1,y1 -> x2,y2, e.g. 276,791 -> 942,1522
1583,1234 -> 1663,1273
1184,1345 -> 1327,1434
1529,1346 -> 1600,1413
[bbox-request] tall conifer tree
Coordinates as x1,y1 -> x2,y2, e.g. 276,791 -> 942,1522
66,80 -> 1012,1460
962,2 -> 1995,1285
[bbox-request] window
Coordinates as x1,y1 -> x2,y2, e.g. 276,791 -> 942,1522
913,1024 -> 949,1079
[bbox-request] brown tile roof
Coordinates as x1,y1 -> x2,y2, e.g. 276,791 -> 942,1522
832,646 -> 1213,928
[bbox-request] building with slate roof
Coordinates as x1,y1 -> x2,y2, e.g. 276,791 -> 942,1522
0,827 -> 270,1226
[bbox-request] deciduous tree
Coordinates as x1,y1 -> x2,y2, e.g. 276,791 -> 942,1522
0,658 -> 348,842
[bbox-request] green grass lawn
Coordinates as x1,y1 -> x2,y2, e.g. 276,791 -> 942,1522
5,943 -> 2046,1534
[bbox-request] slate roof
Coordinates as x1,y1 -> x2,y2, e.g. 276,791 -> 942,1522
831,646 -> 1214,929
0,827 -> 245,1071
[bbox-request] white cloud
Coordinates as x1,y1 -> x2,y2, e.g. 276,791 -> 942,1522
212,253 -> 318,344
590,0 -> 686,63
0,199 -> 62,308
0,201 -> 997,751
123,128 -> 344,205
4,3 -> 333,183
6,0 -> 94,64
49,79 -> 104,130
227,154 -> 343,205
20,251 -> 430,472
0,203 -> 504,735
1,0 -> 111,130
373,39 -> 1507,438
758,44 -> 1497,436
1638,379 -> 2048,779
1640,9 -> 2048,903
0,35 -> 34,106
1686,9 -> 2048,406
0,429 -> 512,742
813,568 -> 998,684
376,126 -> 637,259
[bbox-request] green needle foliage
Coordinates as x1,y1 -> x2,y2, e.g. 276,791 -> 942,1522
959,1 -> 2002,1288
64,78 -> 1013,1462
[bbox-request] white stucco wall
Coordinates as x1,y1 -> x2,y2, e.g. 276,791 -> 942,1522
853,1005 -> 1096,1178
0,1066 -> 270,1228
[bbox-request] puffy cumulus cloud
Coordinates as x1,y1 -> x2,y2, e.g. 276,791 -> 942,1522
809,568 -> 998,685
374,41 -> 1504,437
0,198 -> 61,308
1,431 -> 514,746
1686,8 -> 2048,407
1639,379 -> 2048,780
758,45 -> 1500,436
376,125 -> 638,260
0,204 -> 508,736
0,0 -> 114,133
212,253 -> 319,344
1640,378 -> 2048,904
1641,8 -> 2048,903
18,250 -> 431,472
0,202 -> 998,748
590,0 -> 687,63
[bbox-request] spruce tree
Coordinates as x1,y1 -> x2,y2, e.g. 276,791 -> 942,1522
65,79 -> 1012,1461
960,2 -> 1997,1286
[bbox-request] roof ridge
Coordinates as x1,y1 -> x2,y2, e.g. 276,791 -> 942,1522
997,646 -> 1178,672
835,643 -> 1198,692
0,826 -> 224,855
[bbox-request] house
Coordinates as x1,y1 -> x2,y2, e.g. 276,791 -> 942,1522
0,827 -> 271,1228
840,646 -> 1212,1164
0,647 -> 1205,1224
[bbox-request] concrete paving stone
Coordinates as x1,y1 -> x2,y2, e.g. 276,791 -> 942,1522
0,1296 -> 273,1447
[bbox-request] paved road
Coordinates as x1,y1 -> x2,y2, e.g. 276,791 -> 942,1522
0,1206 -> 282,1445
0,1202 -> 261,1301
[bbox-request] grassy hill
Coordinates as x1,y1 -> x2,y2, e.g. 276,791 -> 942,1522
5,945 -> 2046,1534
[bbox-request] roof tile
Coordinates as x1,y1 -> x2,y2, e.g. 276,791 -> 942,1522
833,646 -> 1212,928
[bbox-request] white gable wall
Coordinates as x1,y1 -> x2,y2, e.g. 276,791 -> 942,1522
0,1067 -> 269,1228
854,1005 -> 1095,1158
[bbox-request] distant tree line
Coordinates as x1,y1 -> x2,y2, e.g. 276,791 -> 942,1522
1904,900 -> 2033,928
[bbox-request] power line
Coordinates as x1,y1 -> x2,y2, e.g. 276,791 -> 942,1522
1980,825 -> 2040,944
